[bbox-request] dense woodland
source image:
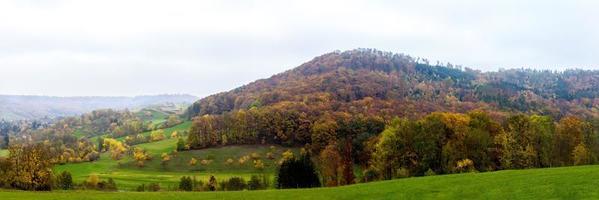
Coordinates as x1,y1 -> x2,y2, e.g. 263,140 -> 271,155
187,49 -> 599,120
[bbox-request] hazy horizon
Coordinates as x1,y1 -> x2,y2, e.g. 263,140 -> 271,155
2,0 -> 599,97
0,93 -> 198,98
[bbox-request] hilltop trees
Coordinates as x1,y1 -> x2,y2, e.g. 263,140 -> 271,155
187,50 -> 599,129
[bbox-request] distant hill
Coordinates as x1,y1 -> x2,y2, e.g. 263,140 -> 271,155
0,94 -> 197,120
187,48 -> 599,120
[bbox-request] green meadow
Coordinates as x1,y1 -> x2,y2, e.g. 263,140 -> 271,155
4,164 -> 599,199
54,121 -> 298,190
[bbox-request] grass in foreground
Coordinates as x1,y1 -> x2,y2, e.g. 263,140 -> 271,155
4,164 -> 599,199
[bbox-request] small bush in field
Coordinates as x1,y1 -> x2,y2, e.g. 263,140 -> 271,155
200,159 -> 213,166
250,152 -> 261,160
248,175 -> 269,190
189,157 -> 198,166
222,177 -> 246,191
238,155 -> 250,165
225,158 -> 234,165
253,159 -> 265,170
266,152 -> 275,160
148,183 -> 160,191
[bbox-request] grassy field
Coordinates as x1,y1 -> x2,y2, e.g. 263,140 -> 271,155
114,121 -> 192,142
51,118 -> 299,190
54,142 -> 298,190
0,149 -> 7,157
135,108 -> 169,127
4,164 -> 599,199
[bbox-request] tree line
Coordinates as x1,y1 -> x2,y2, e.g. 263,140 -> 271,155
187,108 -> 599,186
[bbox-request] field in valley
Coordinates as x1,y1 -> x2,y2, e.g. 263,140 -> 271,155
53,120 -> 298,190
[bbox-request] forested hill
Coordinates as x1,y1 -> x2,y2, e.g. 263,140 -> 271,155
0,94 -> 197,120
187,49 -> 599,120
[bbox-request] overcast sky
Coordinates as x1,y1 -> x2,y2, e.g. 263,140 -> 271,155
1,0 -> 598,97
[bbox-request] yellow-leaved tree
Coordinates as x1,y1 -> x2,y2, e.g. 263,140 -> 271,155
103,138 -> 128,160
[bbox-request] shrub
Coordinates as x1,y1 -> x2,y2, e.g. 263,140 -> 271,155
86,151 -> 100,161
200,159 -> 212,166
248,175 -> 269,190
193,179 -> 205,191
250,152 -> 261,160
238,156 -> 250,165
266,152 -> 275,160
56,171 -> 73,190
424,168 -> 436,176
105,178 -> 118,191
455,159 -> 475,173
176,138 -> 186,151
179,176 -> 192,191
150,130 -> 165,142
395,167 -> 410,178
148,183 -> 160,191
161,153 -> 171,167
189,157 -> 198,166
225,158 -> 234,165
254,159 -> 265,170
133,147 -> 149,168
279,150 -> 294,164
361,168 -> 379,183
85,174 -> 100,189
208,175 -> 217,191
136,184 -> 145,192
95,178 -> 117,191
223,177 -> 246,191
